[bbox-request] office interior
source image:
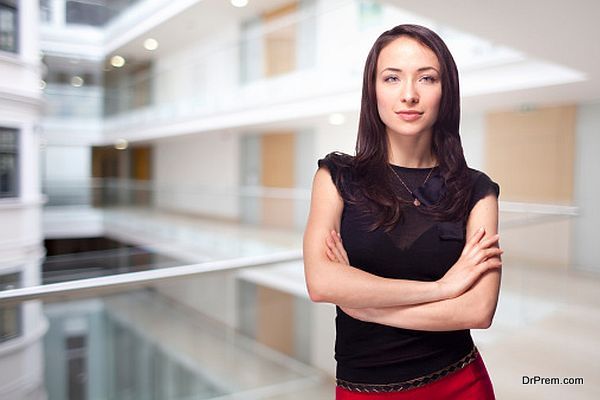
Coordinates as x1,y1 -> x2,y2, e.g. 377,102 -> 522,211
0,0 -> 599,399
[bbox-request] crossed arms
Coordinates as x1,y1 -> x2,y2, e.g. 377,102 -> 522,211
302,167 -> 502,331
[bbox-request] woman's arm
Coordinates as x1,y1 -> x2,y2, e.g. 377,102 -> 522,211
303,167 -> 500,308
339,194 -> 501,330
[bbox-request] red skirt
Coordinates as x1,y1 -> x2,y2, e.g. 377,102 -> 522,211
336,352 -> 495,400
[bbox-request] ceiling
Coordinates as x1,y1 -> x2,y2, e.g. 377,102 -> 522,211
110,0 -> 600,113
383,0 -> 600,111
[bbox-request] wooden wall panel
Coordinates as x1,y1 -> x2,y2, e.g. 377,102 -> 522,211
261,132 -> 295,228
256,286 -> 295,356
485,105 -> 576,203
263,2 -> 297,77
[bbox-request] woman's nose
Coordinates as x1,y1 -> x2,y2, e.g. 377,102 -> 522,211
400,82 -> 419,104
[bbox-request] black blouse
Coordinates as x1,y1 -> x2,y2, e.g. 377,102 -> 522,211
317,152 -> 500,385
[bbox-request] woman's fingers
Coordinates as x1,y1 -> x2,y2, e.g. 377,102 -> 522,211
473,247 -> 503,265
327,231 -> 346,264
326,248 -> 337,262
479,234 -> 500,249
462,226 -> 486,256
466,233 -> 500,259
332,231 -> 350,265
479,258 -> 502,273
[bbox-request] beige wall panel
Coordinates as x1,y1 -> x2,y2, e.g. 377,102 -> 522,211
263,2 -> 297,77
261,133 -> 294,188
485,105 -> 576,203
256,286 -> 295,356
261,132 -> 295,228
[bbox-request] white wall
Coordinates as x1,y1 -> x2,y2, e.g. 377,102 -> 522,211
460,111 -> 486,170
572,101 -> 600,272
152,24 -> 239,111
0,2 -> 47,399
153,131 -> 240,219
43,145 -> 90,183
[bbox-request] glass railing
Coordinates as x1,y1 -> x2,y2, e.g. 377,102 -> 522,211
43,84 -> 104,120
2,197 -> 599,399
1,252 -> 327,400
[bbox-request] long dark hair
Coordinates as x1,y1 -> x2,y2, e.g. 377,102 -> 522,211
338,24 -> 472,231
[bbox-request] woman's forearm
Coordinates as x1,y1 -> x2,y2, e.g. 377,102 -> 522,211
342,269 -> 501,331
304,258 -> 449,308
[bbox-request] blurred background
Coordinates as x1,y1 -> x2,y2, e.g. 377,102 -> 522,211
1,0 -> 599,399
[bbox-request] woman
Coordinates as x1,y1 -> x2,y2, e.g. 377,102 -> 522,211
303,24 -> 502,399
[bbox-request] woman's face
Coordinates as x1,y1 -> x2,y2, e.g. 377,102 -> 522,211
375,36 -> 442,140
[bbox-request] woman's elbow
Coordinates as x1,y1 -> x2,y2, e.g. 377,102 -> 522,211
304,265 -> 328,303
307,287 -> 325,303
306,280 -> 331,303
472,304 -> 497,329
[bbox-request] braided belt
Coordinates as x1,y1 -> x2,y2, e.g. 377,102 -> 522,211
336,346 -> 479,393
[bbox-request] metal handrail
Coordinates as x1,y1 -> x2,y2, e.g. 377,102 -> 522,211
0,250 -> 303,306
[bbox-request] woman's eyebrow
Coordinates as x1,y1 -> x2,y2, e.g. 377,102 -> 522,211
380,66 -> 440,74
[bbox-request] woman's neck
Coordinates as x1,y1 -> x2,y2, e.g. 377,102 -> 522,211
387,133 -> 436,168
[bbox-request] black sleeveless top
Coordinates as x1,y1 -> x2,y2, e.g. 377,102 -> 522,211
317,152 -> 500,385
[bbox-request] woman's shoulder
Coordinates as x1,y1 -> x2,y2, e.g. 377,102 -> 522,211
317,152 -> 356,198
465,168 -> 500,210
318,151 -> 354,170
317,152 -> 355,178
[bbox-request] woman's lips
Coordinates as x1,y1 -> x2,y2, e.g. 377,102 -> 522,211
396,111 -> 423,122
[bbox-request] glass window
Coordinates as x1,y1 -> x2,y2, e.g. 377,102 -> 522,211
0,272 -> 22,343
0,127 -> 18,198
66,0 -> 110,27
65,0 -> 142,27
0,1 -> 18,53
40,0 -> 52,23
358,0 -> 382,30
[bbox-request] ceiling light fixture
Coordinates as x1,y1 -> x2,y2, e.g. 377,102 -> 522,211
71,76 -> 84,87
230,0 -> 249,8
110,55 -> 126,68
144,38 -> 159,51
115,139 -> 128,150
328,113 -> 346,126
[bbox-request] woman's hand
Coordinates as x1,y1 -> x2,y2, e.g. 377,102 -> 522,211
437,227 -> 502,299
325,230 -> 350,265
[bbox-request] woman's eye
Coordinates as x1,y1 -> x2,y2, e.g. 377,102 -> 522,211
420,76 -> 438,83
384,76 -> 399,83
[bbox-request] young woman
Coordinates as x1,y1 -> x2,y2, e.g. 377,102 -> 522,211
303,24 -> 502,399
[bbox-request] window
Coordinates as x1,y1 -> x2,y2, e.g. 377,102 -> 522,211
0,272 -> 22,343
0,127 -> 18,198
0,0 -> 18,53
40,0 -> 52,23
357,0 -> 382,30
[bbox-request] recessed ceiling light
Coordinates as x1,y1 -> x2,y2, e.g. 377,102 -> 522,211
110,55 -> 126,68
71,76 -> 84,87
328,113 -> 346,126
230,0 -> 249,8
144,38 -> 159,51
115,139 -> 128,150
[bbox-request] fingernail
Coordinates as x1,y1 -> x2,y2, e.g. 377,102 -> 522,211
479,227 -> 485,231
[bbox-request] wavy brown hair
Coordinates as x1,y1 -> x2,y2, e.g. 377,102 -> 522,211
334,24 -> 473,231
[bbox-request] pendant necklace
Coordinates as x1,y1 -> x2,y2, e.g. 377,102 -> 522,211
390,166 -> 435,207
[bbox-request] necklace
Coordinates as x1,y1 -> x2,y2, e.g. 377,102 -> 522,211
390,166 -> 435,207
